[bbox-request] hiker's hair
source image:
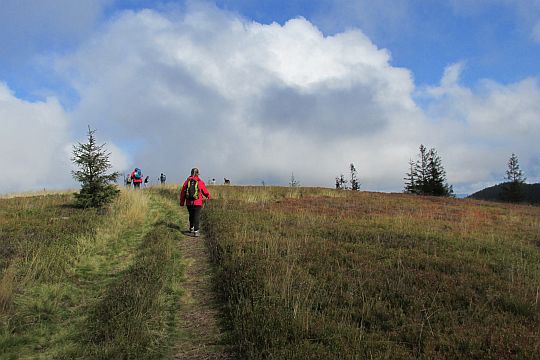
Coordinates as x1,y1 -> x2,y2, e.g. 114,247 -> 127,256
191,168 -> 199,176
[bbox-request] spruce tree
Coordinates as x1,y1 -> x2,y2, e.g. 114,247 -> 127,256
416,144 -> 430,195
71,127 -> 120,208
335,174 -> 348,190
404,145 -> 453,197
350,163 -> 360,191
427,148 -> 453,196
501,153 -> 526,202
404,159 -> 418,194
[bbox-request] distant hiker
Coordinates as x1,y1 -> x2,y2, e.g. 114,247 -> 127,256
210,178 -> 216,185
144,175 -> 149,187
126,174 -> 132,187
224,178 -> 230,185
160,173 -> 166,184
131,167 -> 143,189
180,168 -> 211,237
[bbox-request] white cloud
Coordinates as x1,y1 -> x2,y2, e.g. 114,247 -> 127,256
0,80 -> 130,194
56,4 -> 424,191
3,4 -> 539,194
0,83 -> 73,193
107,142 -> 130,174
422,63 -> 540,191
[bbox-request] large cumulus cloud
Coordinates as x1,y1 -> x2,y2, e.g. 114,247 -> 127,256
57,4 -> 424,189
3,3 -> 539,194
0,83 -> 72,193
421,63 -> 540,191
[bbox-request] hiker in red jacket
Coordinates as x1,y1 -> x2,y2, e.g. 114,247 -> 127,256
180,168 -> 211,236
130,167 -> 144,189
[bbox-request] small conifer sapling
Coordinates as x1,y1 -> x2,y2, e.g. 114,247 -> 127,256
71,126 -> 120,208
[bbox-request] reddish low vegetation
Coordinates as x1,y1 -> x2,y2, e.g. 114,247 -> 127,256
203,186 -> 540,359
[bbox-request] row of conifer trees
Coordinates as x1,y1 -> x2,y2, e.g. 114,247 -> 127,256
335,145 -> 453,196
337,145 -> 527,202
404,145 -> 453,197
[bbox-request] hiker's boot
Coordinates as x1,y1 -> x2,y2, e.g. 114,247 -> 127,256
194,230 -> 200,237
190,227 -> 194,234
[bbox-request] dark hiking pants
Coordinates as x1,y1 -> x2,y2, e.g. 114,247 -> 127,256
187,205 -> 202,231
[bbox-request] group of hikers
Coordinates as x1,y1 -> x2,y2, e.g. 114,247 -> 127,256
126,167 -> 211,237
125,168 -> 167,188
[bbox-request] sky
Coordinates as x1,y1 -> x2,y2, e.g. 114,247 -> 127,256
1,0 -> 539,194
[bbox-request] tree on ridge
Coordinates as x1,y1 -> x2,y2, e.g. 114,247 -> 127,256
350,163 -> 360,191
404,144 -> 453,197
335,174 -> 348,190
71,126 -> 119,208
501,153 -> 526,203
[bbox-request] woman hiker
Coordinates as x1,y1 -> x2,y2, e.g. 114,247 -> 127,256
130,167 -> 144,189
180,168 -> 211,236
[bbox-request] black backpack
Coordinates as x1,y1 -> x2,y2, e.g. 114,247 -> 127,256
185,179 -> 199,200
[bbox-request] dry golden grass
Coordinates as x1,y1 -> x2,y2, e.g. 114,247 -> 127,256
76,188 -> 149,255
0,188 -> 77,199
0,187 -> 182,358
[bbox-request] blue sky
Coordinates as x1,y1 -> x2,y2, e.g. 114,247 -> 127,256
1,0 -> 539,193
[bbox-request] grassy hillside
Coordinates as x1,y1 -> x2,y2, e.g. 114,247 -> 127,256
0,188 -> 185,358
202,186 -> 540,359
2,185 -> 539,359
469,183 -> 540,205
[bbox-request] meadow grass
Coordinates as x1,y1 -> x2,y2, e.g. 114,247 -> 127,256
80,190 -> 184,359
0,192 -> 102,357
2,184 -> 538,358
202,186 -> 540,359
0,193 -> 100,308
0,188 -> 185,359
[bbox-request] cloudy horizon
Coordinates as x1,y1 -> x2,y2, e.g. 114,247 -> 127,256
1,1 -> 539,195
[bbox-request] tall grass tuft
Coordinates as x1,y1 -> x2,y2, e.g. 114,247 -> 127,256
75,189 -> 148,256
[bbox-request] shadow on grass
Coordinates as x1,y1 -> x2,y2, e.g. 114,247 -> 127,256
181,230 -> 197,237
154,220 -> 185,233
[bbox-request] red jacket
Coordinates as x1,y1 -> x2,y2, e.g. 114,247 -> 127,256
180,176 -> 210,206
130,169 -> 143,183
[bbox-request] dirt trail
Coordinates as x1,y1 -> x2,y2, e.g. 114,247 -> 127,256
174,230 -> 232,359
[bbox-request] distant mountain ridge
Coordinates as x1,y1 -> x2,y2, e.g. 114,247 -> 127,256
468,183 -> 540,204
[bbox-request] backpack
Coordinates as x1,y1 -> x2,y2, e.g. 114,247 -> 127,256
185,178 -> 199,200
134,168 -> 142,180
